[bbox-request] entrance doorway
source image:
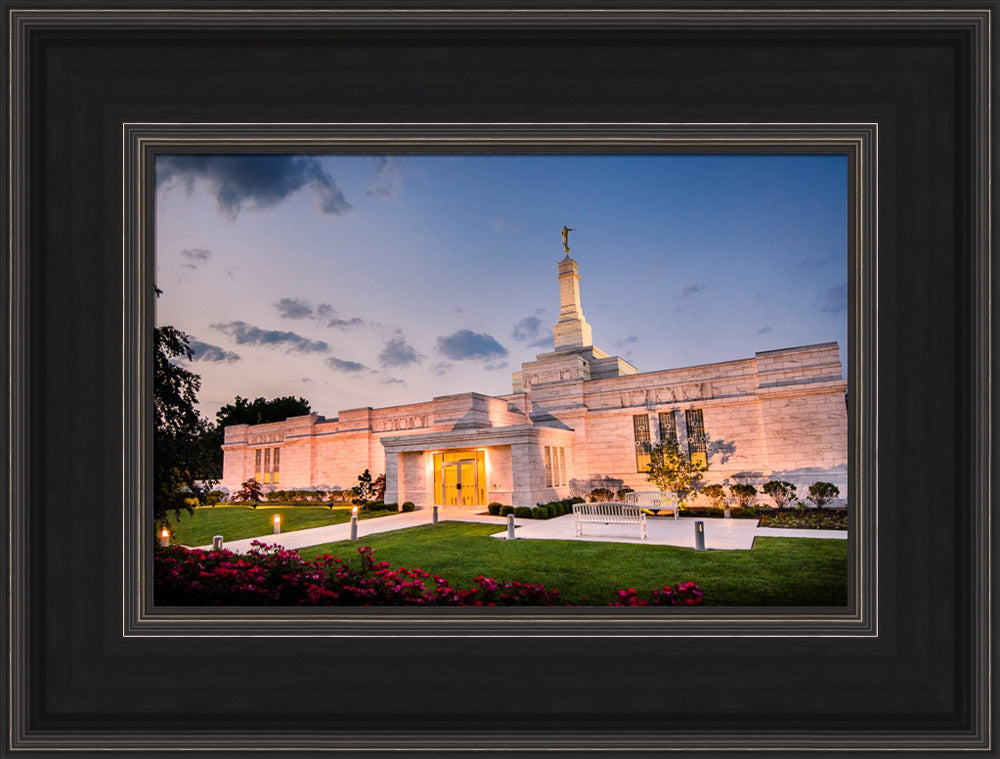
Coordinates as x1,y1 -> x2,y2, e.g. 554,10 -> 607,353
432,450 -> 486,506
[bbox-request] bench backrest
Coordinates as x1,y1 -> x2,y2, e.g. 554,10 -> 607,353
622,490 -> 677,508
573,503 -> 644,521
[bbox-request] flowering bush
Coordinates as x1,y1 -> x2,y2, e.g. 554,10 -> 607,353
154,543 -> 702,607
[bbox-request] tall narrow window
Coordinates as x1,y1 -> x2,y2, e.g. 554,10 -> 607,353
544,446 -> 554,487
558,447 -> 566,487
685,409 -> 708,468
633,415 -> 652,472
254,449 -> 262,482
263,448 -> 271,484
658,411 -> 677,446
272,447 -> 280,484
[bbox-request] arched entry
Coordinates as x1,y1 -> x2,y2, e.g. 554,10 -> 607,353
432,450 -> 486,506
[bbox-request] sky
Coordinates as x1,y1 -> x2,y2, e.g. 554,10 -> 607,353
155,153 -> 848,422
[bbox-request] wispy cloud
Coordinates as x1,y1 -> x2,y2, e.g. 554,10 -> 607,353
379,336 -> 422,368
367,156 -> 407,199
157,155 -> 351,218
328,316 -> 364,329
616,335 -> 639,348
211,320 -> 329,353
681,283 -> 706,297
180,247 -> 210,270
275,297 -> 315,320
430,362 -> 453,376
511,315 -> 543,342
381,377 -> 406,386
436,329 -> 508,360
757,326 -> 774,335
325,356 -> 367,373
187,339 -> 240,363
819,282 -> 848,314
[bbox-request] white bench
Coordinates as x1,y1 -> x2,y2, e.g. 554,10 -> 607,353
573,503 -> 647,540
622,490 -> 680,520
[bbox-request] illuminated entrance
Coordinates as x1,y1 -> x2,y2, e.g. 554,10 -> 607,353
432,450 -> 486,506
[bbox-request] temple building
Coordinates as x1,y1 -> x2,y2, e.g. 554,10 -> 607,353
221,252 -> 848,508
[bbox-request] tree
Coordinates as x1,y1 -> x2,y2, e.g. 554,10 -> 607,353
699,484 -> 725,508
154,324 -> 216,527
729,483 -> 758,511
201,395 -> 313,478
807,481 -> 840,510
762,480 -> 797,511
233,478 -> 264,507
645,439 -> 706,505
353,469 -> 374,505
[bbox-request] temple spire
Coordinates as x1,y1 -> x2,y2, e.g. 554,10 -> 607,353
552,240 -> 593,350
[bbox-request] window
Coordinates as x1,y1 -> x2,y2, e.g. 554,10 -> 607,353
658,411 -> 677,445
558,447 -> 566,487
544,446 -> 568,487
685,409 -> 707,468
544,446 -> 554,487
254,449 -> 261,481
272,447 -> 280,484
263,448 -> 271,484
633,414 -> 652,472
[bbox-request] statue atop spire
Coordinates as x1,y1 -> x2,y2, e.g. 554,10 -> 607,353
561,225 -> 575,253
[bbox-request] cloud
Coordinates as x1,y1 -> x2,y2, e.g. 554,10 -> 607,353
325,356 -> 367,373
819,282 -> 848,314
157,155 -> 351,217
179,247 -> 210,269
379,336 -> 422,368
512,315 -> 543,342
367,156 -> 407,199
436,329 -> 509,361
757,326 -> 774,335
328,316 -> 364,329
616,335 -> 639,348
484,361 -> 509,371
430,362 -> 453,376
681,283 -> 706,297
211,320 -> 329,353
187,340 -> 240,363
275,297 -> 314,320
301,377 -> 313,383
529,336 -> 554,350
316,303 -> 333,319
381,377 -> 406,385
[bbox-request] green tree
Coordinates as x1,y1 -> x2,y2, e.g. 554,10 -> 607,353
154,325 -> 216,527
807,481 -> 840,510
201,395 -> 313,477
233,477 -> 264,507
353,469 -> 375,505
645,439 -> 706,505
762,480 -> 797,511
729,483 -> 758,511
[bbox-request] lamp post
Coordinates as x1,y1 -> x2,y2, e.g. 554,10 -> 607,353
350,505 -> 358,541
159,528 -> 169,547
507,513 -> 516,540
273,514 -> 281,534
694,520 -> 706,551
212,535 -> 223,551
432,505 -> 439,525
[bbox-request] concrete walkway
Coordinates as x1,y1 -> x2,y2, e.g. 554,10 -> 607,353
198,508 -> 847,554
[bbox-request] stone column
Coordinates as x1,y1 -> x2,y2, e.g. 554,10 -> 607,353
553,255 -> 593,350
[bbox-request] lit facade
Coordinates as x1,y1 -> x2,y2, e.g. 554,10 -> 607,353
221,255 -> 848,508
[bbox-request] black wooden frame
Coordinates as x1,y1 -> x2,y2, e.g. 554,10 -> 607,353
3,3 -> 995,756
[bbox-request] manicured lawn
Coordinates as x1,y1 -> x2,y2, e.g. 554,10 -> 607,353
165,506 -> 395,547
297,522 -> 848,606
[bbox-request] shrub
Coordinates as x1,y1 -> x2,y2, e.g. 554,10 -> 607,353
611,583 -> 704,607
534,505 -> 550,519
567,496 -> 586,505
729,483 -> 758,510
616,487 -> 634,501
514,506 -> 533,518
401,501 -> 415,513
233,478 -> 264,507
589,488 -> 614,502
762,480 -> 797,511
807,482 -> 840,510
699,484 -> 725,508
382,502 -> 398,512
487,503 -> 502,516
499,505 -> 515,517
366,501 -> 386,512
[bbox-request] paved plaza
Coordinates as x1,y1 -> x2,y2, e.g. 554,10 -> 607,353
196,507 -> 846,554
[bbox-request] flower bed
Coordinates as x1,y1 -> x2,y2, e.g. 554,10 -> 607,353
154,542 -> 703,607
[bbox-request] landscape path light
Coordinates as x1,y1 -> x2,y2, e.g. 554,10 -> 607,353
212,535 -> 223,551
350,505 -> 358,541
159,528 -> 170,548
694,520 -> 706,551
273,514 -> 281,534
506,513 -> 516,540
432,505 -> 439,525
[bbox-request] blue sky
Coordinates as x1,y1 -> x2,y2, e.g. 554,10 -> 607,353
155,154 -> 848,421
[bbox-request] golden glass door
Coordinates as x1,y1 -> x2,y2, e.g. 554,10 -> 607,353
433,451 -> 487,506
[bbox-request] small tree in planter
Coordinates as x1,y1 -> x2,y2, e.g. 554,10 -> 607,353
699,484 -> 727,516
234,478 -> 264,508
807,481 -> 840,510
729,483 -> 758,512
762,480 -> 797,511
646,439 -> 706,506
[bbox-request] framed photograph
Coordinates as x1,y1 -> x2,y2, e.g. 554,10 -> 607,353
4,3 -> 993,756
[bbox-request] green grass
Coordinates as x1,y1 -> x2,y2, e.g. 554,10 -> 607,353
297,522 -> 848,606
165,506 -> 395,547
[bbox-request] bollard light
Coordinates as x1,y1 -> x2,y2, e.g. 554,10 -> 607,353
212,535 -> 223,551
159,528 -> 170,547
432,505 -> 439,525
350,506 -> 358,541
694,520 -> 706,551
507,513 -> 516,540
273,514 -> 281,534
